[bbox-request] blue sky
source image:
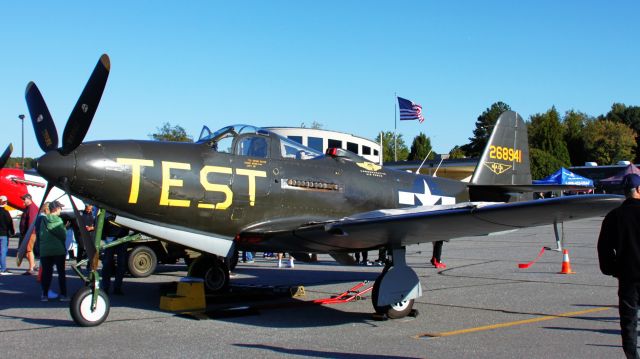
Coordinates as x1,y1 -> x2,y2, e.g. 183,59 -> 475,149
1,1 -> 638,158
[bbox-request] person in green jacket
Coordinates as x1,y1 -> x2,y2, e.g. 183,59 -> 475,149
38,201 -> 68,302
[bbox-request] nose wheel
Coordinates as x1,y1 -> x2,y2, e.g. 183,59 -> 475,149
70,286 -> 110,327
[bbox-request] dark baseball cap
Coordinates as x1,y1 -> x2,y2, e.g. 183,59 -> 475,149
622,174 -> 640,191
48,200 -> 64,211
21,193 -> 32,200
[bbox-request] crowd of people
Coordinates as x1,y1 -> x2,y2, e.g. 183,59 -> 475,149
0,198 -> 130,301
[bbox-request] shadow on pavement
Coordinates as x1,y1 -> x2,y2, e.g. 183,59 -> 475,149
233,343 -> 423,359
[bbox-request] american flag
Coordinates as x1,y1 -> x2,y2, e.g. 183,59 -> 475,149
398,96 -> 424,123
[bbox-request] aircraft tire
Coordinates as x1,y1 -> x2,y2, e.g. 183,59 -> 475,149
128,245 -> 157,278
371,269 -> 414,319
190,255 -> 230,293
70,286 -> 110,327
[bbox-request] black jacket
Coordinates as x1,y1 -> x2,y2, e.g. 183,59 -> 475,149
598,198 -> 640,280
0,207 -> 14,237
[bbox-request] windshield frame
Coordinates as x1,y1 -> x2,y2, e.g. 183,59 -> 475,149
197,124 -> 324,160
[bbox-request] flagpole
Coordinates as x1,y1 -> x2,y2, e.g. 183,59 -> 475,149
379,131 -> 383,166
394,92 -> 397,162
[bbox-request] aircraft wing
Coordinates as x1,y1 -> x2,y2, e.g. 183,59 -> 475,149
468,184 -> 594,192
237,194 -> 623,253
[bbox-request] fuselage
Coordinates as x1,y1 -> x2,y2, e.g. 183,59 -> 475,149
36,129 -> 470,254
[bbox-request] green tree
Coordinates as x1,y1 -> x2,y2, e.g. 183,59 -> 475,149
380,131 -> 408,162
600,103 -> 640,162
6,157 -> 36,169
408,132 -> 435,161
149,123 -> 193,142
583,120 -> 636,165
528,106 -> 570,167
530,148 -> 566,179
563,110 -> 590,166
448,145 -> 466,159
461,101 -> 511,158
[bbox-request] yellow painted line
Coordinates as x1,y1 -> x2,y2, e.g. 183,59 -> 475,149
414,306 -> 612,339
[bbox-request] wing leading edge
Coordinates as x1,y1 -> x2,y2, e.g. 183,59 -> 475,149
238,195 -> 623,253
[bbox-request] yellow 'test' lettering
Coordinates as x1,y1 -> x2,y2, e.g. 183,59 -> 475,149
160,161 -> 191,207
199,166 -> 233,210
116,158 -> 155,204
235,169 -> 267,206
117,157 -> 268,208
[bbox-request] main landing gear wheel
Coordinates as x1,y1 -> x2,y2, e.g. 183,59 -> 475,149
128,245 -> 157,278
371,272 -> 415,319
70,286 -> 110,327
190,255 -> 230,293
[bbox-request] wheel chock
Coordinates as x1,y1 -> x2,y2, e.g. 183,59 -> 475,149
160,277 -> 206,312
290,286 -> 305,298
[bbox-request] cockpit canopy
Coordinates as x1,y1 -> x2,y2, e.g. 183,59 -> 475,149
197,124 -> 323,160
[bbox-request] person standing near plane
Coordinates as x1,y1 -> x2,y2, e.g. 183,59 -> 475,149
101,213 -> 129,295
0,195 -> 15,275
277,253 -> 294,268
598,173 -> 640,359
430,241 -> 446,269
19,194 -> 39,275
354,251 -> 370,265
33,202 -> 51,259
72,203 -> 95,268
38,201 -> 68,301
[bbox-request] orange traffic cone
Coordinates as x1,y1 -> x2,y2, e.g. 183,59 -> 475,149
559,249 -> 575,274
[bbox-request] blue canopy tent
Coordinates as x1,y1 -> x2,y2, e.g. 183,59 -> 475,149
533,167 -> 593,186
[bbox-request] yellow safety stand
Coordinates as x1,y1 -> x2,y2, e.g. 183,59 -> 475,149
160,277 -> 206,312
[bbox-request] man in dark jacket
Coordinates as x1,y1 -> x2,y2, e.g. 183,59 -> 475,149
101,214 -> 129,295
19,194 -> 39,275
598,173 -> 640,359
71,203 -> 94,267
0,195 -> 15,275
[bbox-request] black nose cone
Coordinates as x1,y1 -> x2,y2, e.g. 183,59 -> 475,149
36,150 -> 76,185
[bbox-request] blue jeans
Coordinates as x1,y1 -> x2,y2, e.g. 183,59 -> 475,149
242,251 -> 253,262
0,236 -> 9,272
619,280 -> 640,359
0,235 -> 7,272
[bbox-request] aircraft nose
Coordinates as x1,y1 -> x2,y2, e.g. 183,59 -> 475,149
36,150 -> 76,185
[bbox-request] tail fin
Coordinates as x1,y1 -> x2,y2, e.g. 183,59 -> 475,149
469,111 -> 532,202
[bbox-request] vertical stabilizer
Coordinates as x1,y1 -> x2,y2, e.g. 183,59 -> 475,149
469,111 -> 532,202
471,111 -> 531,185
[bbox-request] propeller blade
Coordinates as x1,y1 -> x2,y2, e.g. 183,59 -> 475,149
62,182 -> 97,265
61,54 -> 111,155
25,82 -> 59,152
37,182 -> 54,212
0,144 -> 13,169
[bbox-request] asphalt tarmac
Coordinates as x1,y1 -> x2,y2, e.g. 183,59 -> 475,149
0,217 -> 624,358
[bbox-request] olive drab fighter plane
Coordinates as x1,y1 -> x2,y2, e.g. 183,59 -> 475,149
2,54 -> 623,327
